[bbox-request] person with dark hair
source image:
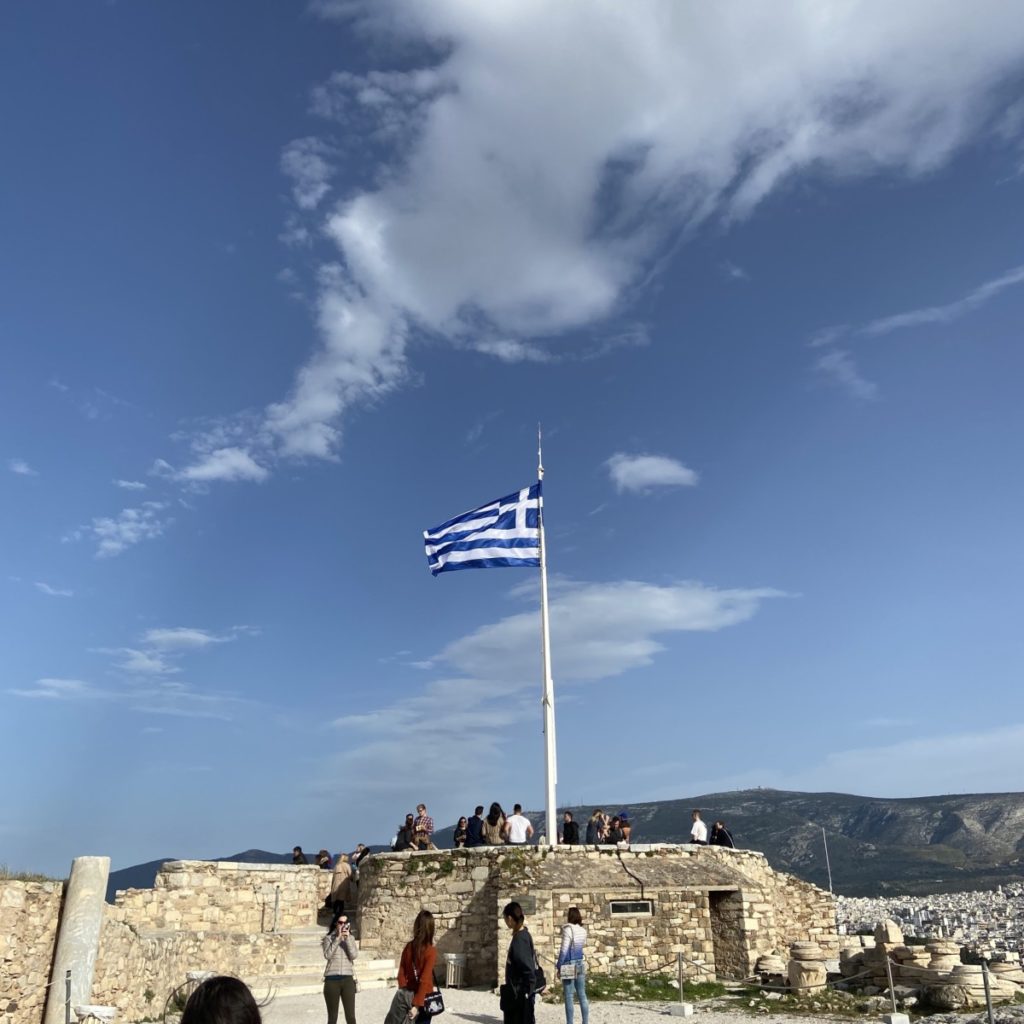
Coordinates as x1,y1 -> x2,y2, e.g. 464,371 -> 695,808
560,812 -> 579,845
453,817 -> 469,848
604,816 -> 625,845
394,814 -> 416,852
317,849 -> 333,870
584,810 -> 602,845
618,812 -> 632,845
482,803 -> 506,846
500,901 -> 539,1024
709,821 -> 735,848
322,912 -> 358,1024
466,806 -> 486,847
555,907 -> 589,1024
293,846 -> 309,865
353,843 -> 371,868
504,804 -> 534,845
181,975 -> 261,1024
385,909 -> 437,1024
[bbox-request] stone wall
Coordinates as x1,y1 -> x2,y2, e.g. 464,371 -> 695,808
356,843 -> 837,986
1,879 -> 64,1024
90,861 -> 329,1022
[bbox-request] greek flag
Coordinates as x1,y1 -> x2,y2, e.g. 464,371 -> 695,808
424,483 -> 541,576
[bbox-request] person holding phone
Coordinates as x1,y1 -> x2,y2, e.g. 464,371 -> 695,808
322,913 -> 358,1024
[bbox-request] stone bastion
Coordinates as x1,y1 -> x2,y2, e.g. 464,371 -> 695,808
1,844 -> 836,1024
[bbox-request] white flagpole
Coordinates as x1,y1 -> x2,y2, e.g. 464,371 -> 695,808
538,427 -> 558,845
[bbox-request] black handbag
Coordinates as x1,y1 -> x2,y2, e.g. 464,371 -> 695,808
410,951 -> 445,1017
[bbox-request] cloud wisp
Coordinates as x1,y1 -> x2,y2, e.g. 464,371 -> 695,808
606,453 -> 699,494
325,577 -> 784,799
810,262 -> 1024,399
8,458 -> 38,476
65,502 -> 172,558
34,582 -> 74,598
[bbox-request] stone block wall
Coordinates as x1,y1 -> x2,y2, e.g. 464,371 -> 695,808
1,880 -> 64,1024
356,844 -> 838,987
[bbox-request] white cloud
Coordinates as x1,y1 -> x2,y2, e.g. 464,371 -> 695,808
142,627 -> 233,650
863,263 -> 1024,337
8,458 -> 37,476
271,0 -> 1024,462
97,647 -> 179,675
813,348 -> 879,402
75,502 -> 171,558
281,137 -> 334,210
9,678 -> 97,699
472,339 -> 553,363
113,479 -> 147,491
34,582 -> 73,598
722,261 -> 749,281
606,453 -> 699,493
176,447 -> 269,484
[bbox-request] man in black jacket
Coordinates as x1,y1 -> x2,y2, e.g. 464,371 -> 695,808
560,811 -> 580,845
466,805 -> 486,847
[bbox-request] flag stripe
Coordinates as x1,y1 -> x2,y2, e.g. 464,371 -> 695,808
424,483 -> 541,576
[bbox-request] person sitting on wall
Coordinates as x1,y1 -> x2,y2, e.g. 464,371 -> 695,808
413,804 -> 436,850
181,975 -> 262,1024
604,816 -> 625,846
293,846 -> 309,865
689,809 -> 708,845
393,814 -> 417,851
317,849 -> 333,870
709,820 -> 735,848
618,812 -> 632,845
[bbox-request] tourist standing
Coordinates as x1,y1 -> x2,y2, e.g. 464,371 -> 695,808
500,901 -> 539,1024
618,812 -> 632,845
330,853 -> 353,916
385,910 -> 438,1024
466,806 -> 486,847
709,821 -> 735,848
322,913 -> 358,1024
555,907 -> 589,1024
482,802 -> 507,845
505,804 -> 534,845
293,846 -> 309,865
560,812 -> 579,845
414,804 -> 436,850
690,809 -> 708,845
585,810 -> 603,845
453,817 -> 469,848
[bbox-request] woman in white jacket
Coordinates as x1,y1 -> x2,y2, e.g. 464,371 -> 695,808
322,913 -> 358,1024
555,907 -> 588,1024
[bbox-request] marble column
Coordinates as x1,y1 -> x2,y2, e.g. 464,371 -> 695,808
44,856 -> 110,1024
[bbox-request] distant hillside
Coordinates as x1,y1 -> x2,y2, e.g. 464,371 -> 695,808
434,789 -> 1024,896
105,791 -> 1024,900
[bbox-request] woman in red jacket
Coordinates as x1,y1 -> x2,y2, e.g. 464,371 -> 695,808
385,910 -> 437,1024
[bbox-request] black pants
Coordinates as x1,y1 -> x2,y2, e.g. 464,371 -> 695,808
501,987 -> 535,1024
324,975 -> 356,1024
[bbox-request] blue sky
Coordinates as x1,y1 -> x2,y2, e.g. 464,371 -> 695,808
3,2 -> 1024,878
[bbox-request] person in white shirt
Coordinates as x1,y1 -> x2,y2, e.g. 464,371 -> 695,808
504,804 -> 534,845
690,809 -> 708,845
555,907 -> 589,1024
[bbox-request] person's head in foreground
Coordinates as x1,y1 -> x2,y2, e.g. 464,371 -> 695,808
181,976 -> 261,1024
502,900 -> 525,930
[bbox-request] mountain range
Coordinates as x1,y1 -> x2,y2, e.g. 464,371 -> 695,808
105,789 -> 1024,901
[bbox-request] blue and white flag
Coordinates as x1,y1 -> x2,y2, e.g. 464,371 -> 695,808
424,483 -> 541,576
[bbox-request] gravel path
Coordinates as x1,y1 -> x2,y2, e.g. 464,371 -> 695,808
260,986 -> 833,1024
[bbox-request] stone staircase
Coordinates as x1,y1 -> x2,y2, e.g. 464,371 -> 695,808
245,927 -> 398,999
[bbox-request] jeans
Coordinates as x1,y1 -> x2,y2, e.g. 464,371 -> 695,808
323,975 -> 356,1024
562,963 -> 588,1024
